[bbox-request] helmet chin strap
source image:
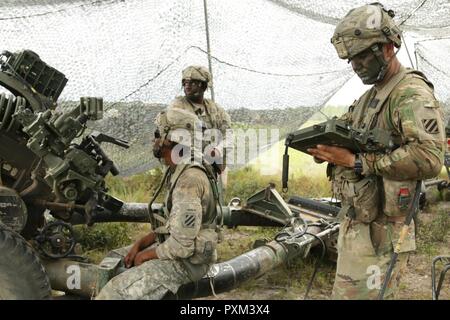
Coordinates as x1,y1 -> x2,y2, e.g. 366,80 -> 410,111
370,44 -> 400,83
370,44 -> 389,82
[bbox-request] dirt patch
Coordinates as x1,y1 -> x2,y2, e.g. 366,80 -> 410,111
398,202 -> 450,300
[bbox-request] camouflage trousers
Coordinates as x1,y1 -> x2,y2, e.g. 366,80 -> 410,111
331,218 -> 411,300
95,245 -> 193,300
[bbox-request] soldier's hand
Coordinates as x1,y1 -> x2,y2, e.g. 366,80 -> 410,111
125,245 -> 140,268
134,249 -> 158,267
307,145 -> 356,168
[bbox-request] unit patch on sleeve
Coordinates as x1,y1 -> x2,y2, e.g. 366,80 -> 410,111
183,213 -> 196,228
422,119 -> 439,134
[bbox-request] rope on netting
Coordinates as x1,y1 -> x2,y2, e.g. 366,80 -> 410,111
109,45 -> 353,108
0,0 -> 123,21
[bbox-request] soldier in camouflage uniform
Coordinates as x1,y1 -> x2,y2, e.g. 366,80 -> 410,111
169,65 -> 231,174
96,108 -> 220,300
308,3 -> 445,299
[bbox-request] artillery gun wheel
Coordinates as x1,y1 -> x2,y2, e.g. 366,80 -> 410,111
0,223 -> 51,299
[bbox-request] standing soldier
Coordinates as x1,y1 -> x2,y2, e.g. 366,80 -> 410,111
96,108 -> 220,299
169,65 -> 231,176
308,3 -> 445,299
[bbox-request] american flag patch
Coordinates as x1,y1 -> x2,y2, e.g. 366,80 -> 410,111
183,214 -> 195,228
422,119 -> 439,134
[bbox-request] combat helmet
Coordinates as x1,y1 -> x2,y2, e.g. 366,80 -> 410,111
182,65 -> 212,88
154,107 -> 204,147
331,3 -> 402,60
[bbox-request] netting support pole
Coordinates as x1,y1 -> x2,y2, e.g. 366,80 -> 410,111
203,0 -> 215,102
414,43 -> 419,71
401,34 -> 416,69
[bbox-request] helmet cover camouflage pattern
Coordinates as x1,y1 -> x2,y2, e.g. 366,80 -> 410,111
155,107 -> 203,146
182,65 -> 212,88
331,4 -> 402,60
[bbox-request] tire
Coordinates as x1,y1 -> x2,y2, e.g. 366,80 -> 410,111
0,223 -> 51,299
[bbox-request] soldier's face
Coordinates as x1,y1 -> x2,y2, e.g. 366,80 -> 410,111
349,48 -> 383,85
152,139 -> 174,165
152,138 -> 163,159
183,79 -> 205,100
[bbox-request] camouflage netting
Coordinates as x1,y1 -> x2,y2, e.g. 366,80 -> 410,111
415,39 -> 450,107
0,0 -> 449,175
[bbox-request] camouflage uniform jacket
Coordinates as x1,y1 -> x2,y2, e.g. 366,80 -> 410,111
155,164 -> 218,266
168,96 -> 232,175
331,66 -> 445,250
168,96 -> 231,134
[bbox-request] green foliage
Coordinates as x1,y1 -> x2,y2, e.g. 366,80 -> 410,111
417,208 -> 450,256
105,167 -> 164,202
74,222 -> 151,263
224,165 -> 331,204
74,222 -> 133,252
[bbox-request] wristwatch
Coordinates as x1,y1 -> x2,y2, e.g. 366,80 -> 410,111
354,154 -> 363,176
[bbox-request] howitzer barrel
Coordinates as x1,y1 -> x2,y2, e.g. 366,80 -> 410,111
69,203 -> 284,227
169,241 -> 289,299
68,202 -> 154,225
165,224 -> 340,299
288,196 -> 340,216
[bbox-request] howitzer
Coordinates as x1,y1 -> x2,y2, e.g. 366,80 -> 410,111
0,49 -> 129,286
0,52 -> 129,228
